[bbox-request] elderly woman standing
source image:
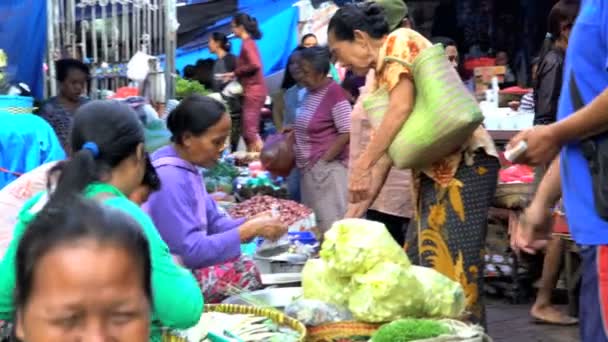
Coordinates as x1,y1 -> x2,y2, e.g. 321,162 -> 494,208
328,3 -> 498,325
292,47 -> 352,234
345,0 -> 414,246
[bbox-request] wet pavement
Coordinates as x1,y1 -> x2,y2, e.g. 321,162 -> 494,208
487,299 -> 579,342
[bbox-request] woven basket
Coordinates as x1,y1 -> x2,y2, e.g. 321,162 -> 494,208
413,319 -> 492,342
162,304 -> 307,342
306,321 -> 382,342
0,95 -> 34,115
492,182 -> 533,209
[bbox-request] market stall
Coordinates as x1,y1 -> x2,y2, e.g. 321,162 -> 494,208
44,0 -> 178,102
162,219 -> 492,342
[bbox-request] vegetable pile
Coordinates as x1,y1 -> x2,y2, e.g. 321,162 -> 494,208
204,161 -> 241,194
302,219 -> 466,323
371,319 -> 449,342
229,196 -> 312,225
176,77 -> 210,99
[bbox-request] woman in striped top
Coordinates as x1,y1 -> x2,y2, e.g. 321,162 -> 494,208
291,47 -> 352,234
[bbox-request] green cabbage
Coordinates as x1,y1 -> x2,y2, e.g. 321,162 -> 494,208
302,219 -> 464,322
348,262 -> 423,322
302,259 -> 352,306
410,266 -> 466,318
320,219 -> 410,276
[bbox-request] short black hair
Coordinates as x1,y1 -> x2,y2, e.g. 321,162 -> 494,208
431,36 -> 457,48
328,3 -> 389,41
301,33 -> 317,44
16,196 -> 152,314
211,32 -> 232,52
167,94 -> 227,144
297,46 -> 331,76
281,46 -> 307,90
55,58 -> 90,82
183,65 -> 196,79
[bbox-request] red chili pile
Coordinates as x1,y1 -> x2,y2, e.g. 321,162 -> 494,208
228,195 -> 312,225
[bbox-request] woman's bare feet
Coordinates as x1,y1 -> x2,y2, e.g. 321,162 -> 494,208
531,304 -> 578,325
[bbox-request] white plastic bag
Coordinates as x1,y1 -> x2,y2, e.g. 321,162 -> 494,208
127,51 -> 152,82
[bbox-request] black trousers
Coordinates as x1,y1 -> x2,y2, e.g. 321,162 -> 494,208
366,209 -> 410,246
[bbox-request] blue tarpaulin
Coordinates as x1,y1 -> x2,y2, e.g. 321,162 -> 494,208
176,0 -> 299,76
0,0 -> 46,98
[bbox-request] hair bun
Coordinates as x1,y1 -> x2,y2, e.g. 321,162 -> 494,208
358,2 -> 385,18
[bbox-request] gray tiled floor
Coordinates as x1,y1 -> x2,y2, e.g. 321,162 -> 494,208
487,299 -> 580,342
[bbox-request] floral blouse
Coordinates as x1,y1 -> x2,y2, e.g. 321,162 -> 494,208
373,28 -> 498,189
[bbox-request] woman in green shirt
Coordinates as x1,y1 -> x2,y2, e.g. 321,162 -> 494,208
14,195 -> 153,342
0,101 -> 203,341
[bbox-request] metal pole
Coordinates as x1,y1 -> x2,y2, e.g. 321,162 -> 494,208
122,0 -> 130,61
133,0 -> 140,53
69,0 -> 77,58
158,0 -> 164,59
164,0 -> 176,102
100,0 -> 109,63
145,0 -> 151,55
47,0 -> 57,96
151,0 -> 157,55
91,1 -> 98,64
111,0 -> 119,62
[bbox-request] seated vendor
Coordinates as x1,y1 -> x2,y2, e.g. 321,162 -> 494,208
143,94 -> 287,270
0,101 -> 203,341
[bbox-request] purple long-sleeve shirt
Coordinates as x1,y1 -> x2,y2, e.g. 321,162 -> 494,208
143,146 -> 245,269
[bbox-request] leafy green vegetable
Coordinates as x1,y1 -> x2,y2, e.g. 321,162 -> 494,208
372,319 -> 449,342
204,161 -> 240,179
411,266 -> 466,318
348,262 -> 423,322
302,259 -> 352,306
175,77 -> 210,99
302,219 -> 466,323
320,219 -> 410,276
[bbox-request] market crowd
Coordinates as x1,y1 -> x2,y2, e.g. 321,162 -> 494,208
0,0 -> 606,341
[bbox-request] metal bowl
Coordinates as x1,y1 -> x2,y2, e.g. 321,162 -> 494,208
222,287 -> 302,310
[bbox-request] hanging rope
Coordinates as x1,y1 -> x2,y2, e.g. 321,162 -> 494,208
0,167 -> 23,178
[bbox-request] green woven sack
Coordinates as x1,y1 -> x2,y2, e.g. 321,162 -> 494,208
363,44 -> 483,170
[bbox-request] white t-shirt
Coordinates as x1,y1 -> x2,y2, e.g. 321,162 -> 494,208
0,162 -> 58,257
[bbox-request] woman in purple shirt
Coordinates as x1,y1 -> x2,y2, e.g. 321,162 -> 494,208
143,95 -> 286,270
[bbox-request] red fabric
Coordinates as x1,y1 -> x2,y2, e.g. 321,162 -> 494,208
235,38 -> 267,96
553,214 -> 569,234
598,246 -> 608,334
242,92 -> 266,144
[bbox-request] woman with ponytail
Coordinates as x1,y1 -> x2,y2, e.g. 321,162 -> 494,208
225,13 -> 267,152
0,101 -> 203,341
209,32 -> 237,92
533,0 -> 579,126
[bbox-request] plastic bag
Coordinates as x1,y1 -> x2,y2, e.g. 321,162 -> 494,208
411,266 -> 466,318
285,299 -> 353,326
126,51 -> 152,82
302,259 -> 352,306
320,219 -> 410,276
348,262 -> 423,322
261,132 -> 295,177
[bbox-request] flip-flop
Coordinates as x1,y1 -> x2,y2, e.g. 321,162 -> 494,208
532,314 -> 578,326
